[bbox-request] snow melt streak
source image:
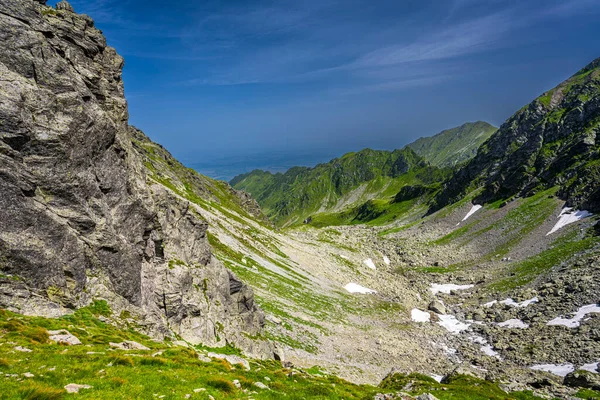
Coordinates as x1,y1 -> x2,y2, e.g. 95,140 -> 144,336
530,364 -> 575,377
547,304 -> 600,328
430,283 -> 474,295
437,315 -> 471,334
461,204 -> 483,222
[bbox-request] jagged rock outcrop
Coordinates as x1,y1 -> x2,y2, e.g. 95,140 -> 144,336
432,58 -> 600,213
0,0 -> 270,357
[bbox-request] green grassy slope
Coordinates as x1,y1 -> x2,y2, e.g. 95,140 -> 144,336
231,148 -> 449,227
0,306 -> 551,400
406,121 -> 497,167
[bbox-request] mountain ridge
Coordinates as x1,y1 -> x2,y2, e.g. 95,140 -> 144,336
231,122 -> 495,227
231,147 -> 448,226
432,56 -> 600,214
407,121 -> 497,167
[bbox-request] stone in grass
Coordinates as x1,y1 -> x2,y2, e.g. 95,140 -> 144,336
417,394 -> 439,400
206,352 -> 250,371
23,372 -> 34,378
254,382 -> 269,390
14,346 -> 32,352
109,340 -> 150,350
48,330 -> 82,345
64,384 -> 92,393
193,388 -> 206,393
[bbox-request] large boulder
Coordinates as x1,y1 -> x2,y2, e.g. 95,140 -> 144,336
564,370 -> 600,390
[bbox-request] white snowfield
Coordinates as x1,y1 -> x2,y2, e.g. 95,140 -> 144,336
497,319 -> 529,329
430,283 -> 474,295
547,207 -> 593,236
530,363 -> 575,377
484,297 -> 539,308
437,314 -> 471,334
363,258 -> 377,270
547,304 -> 600,328
461,204 -> 483,222
582,362 -> 599,373
430,374 -> 444,383
411,308 -> 431,322
344,283 -> 376,294
383,255 -> 390,266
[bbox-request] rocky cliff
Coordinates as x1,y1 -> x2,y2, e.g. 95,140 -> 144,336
0,0 -> 270,356
432,58 -> 600,213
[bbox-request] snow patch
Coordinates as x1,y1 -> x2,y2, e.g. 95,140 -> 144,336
469,335 -> 501,359
340,255 -> 349,260
363,258 -> 376,270
344,283 -> 376,294
430,283 -> 474,295
437,315 -> 471,334
497,319 -> 529,329
411,309 -> 431,323
547,207 -> 593,236
430,374 -> 444,383
480,345 -> 500,358
461,204 -> 483,222
383,255 -> 390,266
530,364 -> 575,377
581,362 -> 599,374
547,304 -> 600,328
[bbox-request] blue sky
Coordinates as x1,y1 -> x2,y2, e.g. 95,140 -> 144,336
50,0 -> 600,179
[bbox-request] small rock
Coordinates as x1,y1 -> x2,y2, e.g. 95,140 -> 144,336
416,394 -> 439,400
233,379 -> 241,389
49,330 -> 82,345
207,352 -> 250,371
64,384 -> 92,393
254,382 -> 269,390
109,341 -> 150,351
23,372 -> 34,378
428,300 -> 446,314
184,395 -> 191,399
14,346 -> 32,353
193,388 -> 206,393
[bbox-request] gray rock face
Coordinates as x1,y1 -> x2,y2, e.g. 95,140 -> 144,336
55,0 -> 74,12
0,0 -> 269,357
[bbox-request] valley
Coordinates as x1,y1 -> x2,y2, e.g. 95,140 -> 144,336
0,1 -> 599,399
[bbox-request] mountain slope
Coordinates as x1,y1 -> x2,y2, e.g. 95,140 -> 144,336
433,58 -> 600,213
0,0 -> 269,356
231,148 -> 448,226
407,121 -> 497,167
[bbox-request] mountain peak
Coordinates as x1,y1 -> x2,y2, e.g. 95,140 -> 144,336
572,56 -> 600,77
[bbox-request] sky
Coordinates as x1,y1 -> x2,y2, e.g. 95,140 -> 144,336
50,0 -> 600,180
